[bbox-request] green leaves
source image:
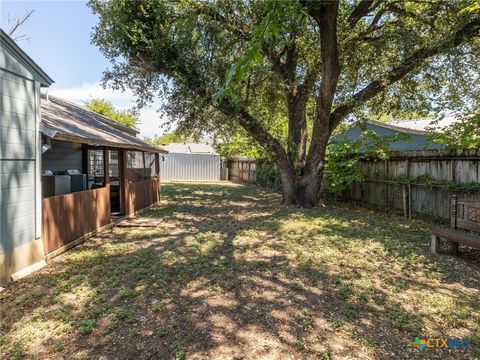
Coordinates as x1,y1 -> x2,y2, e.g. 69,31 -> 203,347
427,114 -> 480,150
325,129 -> 411,192
461,0 -> 480,14
89,0 -> 480,202
216,0 -> 305,100
84,98 -> 139,129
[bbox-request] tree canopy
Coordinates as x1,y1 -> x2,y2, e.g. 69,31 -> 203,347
89,0 -> 480,206
144,131 -> 192,146
84,98 -> 139,129
427,113 -> 480,150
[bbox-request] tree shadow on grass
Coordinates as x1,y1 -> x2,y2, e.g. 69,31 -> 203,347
1,183 -> 479,359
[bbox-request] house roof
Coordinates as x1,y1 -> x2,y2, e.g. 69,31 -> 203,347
40,94 -> 165,153
388,116 -> 459,132
160,143 -> 219,155
0,28 -> 54,87
370,116 -> 459,135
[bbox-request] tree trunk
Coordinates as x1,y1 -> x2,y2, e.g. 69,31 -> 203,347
287,90 -> 308,174
275,131 -> 329,208
275,164 -> 327,208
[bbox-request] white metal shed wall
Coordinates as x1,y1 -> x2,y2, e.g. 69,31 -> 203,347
160,153 -> 221,181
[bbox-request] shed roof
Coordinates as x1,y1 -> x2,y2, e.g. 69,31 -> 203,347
160,143 -> 219,155
40,94 -> 165,153
0,29 -> 53,87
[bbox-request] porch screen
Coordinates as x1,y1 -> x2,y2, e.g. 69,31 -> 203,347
144,153 -> 157,179
109,151 -> 119,178
126,151 -> 146,182
88,149 -> 105,189
88,150 -> 104,175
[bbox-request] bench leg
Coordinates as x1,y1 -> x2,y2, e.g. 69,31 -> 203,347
450,241 -> 459,254
431,235 -> 440,254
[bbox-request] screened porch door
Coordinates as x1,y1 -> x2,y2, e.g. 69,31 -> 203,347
108,150 -> 122,215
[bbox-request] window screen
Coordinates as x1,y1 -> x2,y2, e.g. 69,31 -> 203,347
88,150 -> 104,176
144,153 -> 157,179
109,151 -> 119,178
126,151 -> 146,182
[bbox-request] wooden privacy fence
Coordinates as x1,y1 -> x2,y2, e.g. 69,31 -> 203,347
227,158 -> 256,183
338,149 -> 480,220
42,186 -> 111,254
124,178 -> 161,215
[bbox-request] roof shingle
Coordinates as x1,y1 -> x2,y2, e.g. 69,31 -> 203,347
40,94 -> 164,153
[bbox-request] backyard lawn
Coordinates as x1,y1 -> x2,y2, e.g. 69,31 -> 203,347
1,182 -> 480,359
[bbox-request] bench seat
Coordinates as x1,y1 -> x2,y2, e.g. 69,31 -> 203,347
431,228 -> 480,254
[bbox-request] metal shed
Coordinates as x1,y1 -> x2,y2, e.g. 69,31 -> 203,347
159,143 -> 221,181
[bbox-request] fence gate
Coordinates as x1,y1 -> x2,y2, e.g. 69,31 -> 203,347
227,159 -> 256,183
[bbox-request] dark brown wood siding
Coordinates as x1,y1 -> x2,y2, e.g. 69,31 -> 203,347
42,186 -> 111,254
124,179 -> 161,216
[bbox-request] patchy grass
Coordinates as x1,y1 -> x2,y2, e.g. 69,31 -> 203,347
1,182 -> 480,359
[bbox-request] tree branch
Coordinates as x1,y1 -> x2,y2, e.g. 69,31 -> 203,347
330,15 -> 480,128
131,52 -> 294,175
130,52 -> 174,76
347,0 -> 378,29
7,9 -> 34,41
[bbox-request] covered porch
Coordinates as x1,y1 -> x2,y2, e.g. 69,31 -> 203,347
40,95 -> 165,256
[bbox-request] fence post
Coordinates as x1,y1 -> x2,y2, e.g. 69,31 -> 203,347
406,158 -> 412,219
402,185 -> 408,219
408,183 -> 412,219
451,194 -> 458,229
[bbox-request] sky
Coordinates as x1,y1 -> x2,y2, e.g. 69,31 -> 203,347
1,0 -> 168,139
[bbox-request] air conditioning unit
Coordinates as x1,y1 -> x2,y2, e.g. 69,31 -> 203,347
59,169 -> 86,193
41,170 -> 71,198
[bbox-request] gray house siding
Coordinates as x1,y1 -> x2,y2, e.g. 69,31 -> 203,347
0,30 -> 52,285
42,140 -> 83,173
336,123 -> 445,151
0,160 -> 36,254
0,68 -> 37,256
160,153 -> 221,181
0,72 -> 36,159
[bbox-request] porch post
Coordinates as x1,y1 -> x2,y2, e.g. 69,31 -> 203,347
142,151 -> 147,180
119,149 -> 128,214
103,148 -> 110,186
155,153 -> 160,177
82,145 -> 89,174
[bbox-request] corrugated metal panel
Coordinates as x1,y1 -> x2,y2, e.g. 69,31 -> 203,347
160,153 -> 221,181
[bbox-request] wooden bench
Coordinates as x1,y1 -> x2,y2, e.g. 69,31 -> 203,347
431,195 -> 480,254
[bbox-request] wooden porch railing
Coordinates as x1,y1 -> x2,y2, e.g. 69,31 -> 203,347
125,179 -> 160,215
42,186 -> 111,254
124,178 -> 161,216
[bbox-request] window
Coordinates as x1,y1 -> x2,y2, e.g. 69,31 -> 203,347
88,150 -> 104,176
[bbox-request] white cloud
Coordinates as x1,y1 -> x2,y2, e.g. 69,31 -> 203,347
49,83 -> 170,139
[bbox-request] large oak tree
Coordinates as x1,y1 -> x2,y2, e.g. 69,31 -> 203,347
90,0 -> 480,207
